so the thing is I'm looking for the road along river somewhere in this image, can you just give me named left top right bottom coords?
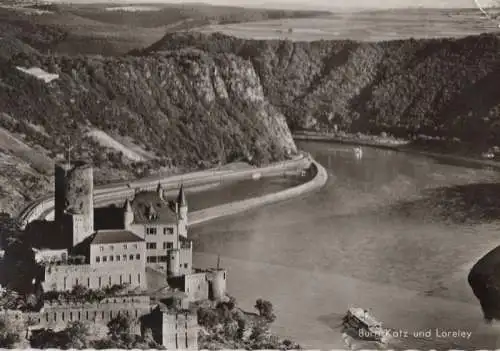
left=191, top=140, right=500, bottom=349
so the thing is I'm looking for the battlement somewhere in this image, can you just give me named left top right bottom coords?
left=42, top=295, right=150, bottom=308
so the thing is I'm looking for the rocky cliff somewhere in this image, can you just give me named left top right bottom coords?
left=141, top=32, right=500, bottom=149
left=0, top=40, right=298, bottom=214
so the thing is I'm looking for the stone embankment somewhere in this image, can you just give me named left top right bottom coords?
left=188, top=159, right=328, bottom=226
left=19, top=152, right=325, bottom=227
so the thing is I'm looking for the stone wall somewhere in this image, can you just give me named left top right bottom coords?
left=42, top=263, right=145, bottom=291
left=188, top=159, right=328, bottom=226
left=162, top=312, right=198, bottom=350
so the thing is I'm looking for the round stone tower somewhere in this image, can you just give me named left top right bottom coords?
left=210, top=270, right=227, bottom=301
left=54, top=161, right=94, bottom=247
left=167, top=249, right=181, bottom=277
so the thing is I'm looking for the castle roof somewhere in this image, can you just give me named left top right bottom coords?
left=177, top=184, right=187, bottom=207
left=130, top=191, right=177, bottom=224
left=90, top=230, right=144, bottom=245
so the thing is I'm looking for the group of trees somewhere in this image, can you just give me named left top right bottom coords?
left=29, top=315, right=163, bottom=349
left=197, top=296, right=298, bottom=350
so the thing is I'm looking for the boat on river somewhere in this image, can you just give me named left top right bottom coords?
left=343, top=307, right=390, bottom=344
left=353, top=147, right=363, bottom=158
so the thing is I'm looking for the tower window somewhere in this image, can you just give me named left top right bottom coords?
left=147, top=243, right=157, bottom=250
left=164, top=227, right=174, bottom=235
left=123, top=254, right=127, bottom=261
left=103, top=256, right=107, bottom=262
left=146, top=227, right=157, bottom=235
left=184, top=263, right=188, bottom=268
left=96, top=256, right=100, bottom=263
left=116, top=255, right=120, bottom=261
left=109, top=256, right=114, bottom=262
left=136, top=254, right=140, bottom=260
left=123, top=244, right=127, bottom=249
left=129, top=254, right=134, bottom=260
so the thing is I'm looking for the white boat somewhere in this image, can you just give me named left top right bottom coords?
left=353, top=147, right=363, bottom=158
left=343, top=307, right=390, bottom=343
left=482, top=152, right=495, bottom=159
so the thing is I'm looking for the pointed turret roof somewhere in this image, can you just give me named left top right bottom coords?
left=157, top=182, right=164, bottom=201
left=123, top=198, right=132, bottom=212
left=176, top=184, right=187, bottom=207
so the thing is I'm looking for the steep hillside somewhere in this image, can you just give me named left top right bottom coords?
left=140, top=32, right=500, bottom=151
left=0, top=44, right=298, bottom=214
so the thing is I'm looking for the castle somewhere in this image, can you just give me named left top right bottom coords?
left=11, top=161, right=228, bottom=348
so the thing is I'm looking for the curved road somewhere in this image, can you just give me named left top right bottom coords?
left=18, top=153, right=311, bottom=227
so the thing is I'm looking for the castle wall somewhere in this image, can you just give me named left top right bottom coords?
left=162, top=313, right=198, bottom=350
left=30, top=296, right=151, bottom=334
left=129, top=224, right=184, bottom=265
left=42, top=263, right=146, bottom=291
left=89, top=241, right=145, bottom=271
left=184, top=273, right=209, bottom=302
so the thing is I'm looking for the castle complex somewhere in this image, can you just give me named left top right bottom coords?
left=5, top=161, right=228, bottom=349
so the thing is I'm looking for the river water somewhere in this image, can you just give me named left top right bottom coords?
left=191, top=141, right=500, bottom=349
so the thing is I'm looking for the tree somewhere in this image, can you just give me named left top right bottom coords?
left=0, top=320, right=20, bottom=348
left=60, top=321, right=90, bottom=349
left=107, top=314, right=131, bottom=341
left=254, top=299, right=276, bottom=323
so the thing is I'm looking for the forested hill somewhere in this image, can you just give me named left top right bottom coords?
left=136, top=32, right=500, bottom=148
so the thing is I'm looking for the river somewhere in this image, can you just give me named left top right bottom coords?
left=191, top=141, right=500, bottom=349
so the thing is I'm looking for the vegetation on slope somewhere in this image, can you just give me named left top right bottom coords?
left=140, top=32, right=500, bottom=154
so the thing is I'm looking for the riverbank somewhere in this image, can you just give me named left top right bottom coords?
left=293, top=131, right=500, bottom=171
left=188, top=160, right=328, bottom=226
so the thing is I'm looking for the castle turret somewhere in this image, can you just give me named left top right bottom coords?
left=176, top=185, right=188, bottom=238
left=167, top=249, right=181, bottom=277
left=157, top=182, right=164, bottom=201
left=209, top=270, right=227, bottom=301
left=54, top=161, right=94, bottom=248
left=123, top=198, right=134, bottom=229
left=176, top=185, right=187, bottom=220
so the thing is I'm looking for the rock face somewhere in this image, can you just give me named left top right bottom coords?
left=468, top=246, right=500, bottom=321
left=143, top=32, right=500, bottom=147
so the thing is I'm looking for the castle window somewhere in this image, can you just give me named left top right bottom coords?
left=102, top=311, right=104, bottom=319
left=147, top=256, right=157, bottom=263
left=146, top=242, right=157, bottom=250
left=87, top=278, right=90, bottom=287
left=54, top=313, right=56, bottom=322
left=45, top=313, right=48, bottom=322
left=110, top=256, right=114, bottom=262
left=164, top=227, right=174, bottom=235
left=98, top=277, right=102, bottom=288
left=109, top=276, right=112, bottom=285
left=62, top=312, right=65, bottom=321
left=96, top=256, right=100, bottom=263
left=129, top=254, right=134, bottom=260
left=167, top=242, right=173, bottom=249
left=136, top=254, right=140, bottom=260
left=69, top=312, right=73, bottom=321
left=78, top=311, right=81, bottom=320
left=123, top=244, right=127, bottom=249
left=159, top=256, right=167, bottom=262
left=120, top=275, right=122, bottom=284
left=184, top=263, right=188, bottom=269
left=116, top=255, right=120, bottom=261
left=86, top=311, right=89, bottom=320
left=138, top=274, right=140, bottom=284
left=103, top=256, right=107, bottom=262
left=100, top=246, right=104, bottom=252
left=75, top=278, right=79, bottom=286
left=223, top=272, right=226, bottom=279
left=123, top=254, right=127, bottom=261
left=146, top=227, right=157, bottom=235
left=129, top=274, right=132, bottom=284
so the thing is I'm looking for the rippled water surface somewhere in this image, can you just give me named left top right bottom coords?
left=191, top=141, right=500, bottom=349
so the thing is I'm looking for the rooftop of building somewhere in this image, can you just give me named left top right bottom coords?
left=129, top=190, right=179, bottom=225
left=90, top=229, right=144, bottom=245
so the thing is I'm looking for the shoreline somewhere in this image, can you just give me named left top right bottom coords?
left=293, top=132, right=500, bottom=171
